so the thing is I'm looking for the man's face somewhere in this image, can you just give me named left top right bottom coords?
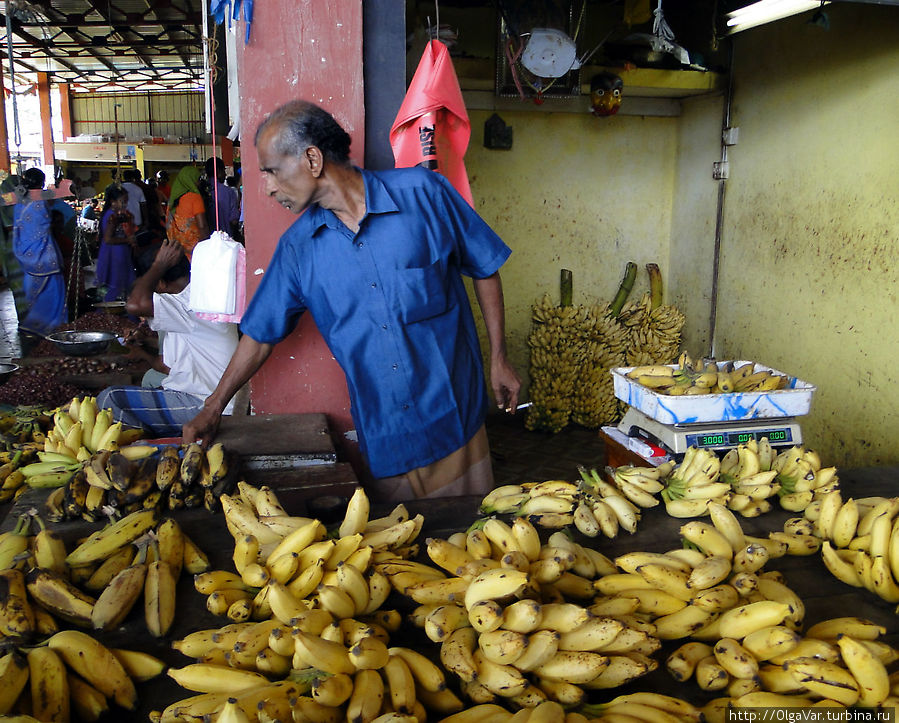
left=257, top=125, right=317, bottom=215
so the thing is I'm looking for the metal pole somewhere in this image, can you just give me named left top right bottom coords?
left=707, top=41, right=735, bottom=360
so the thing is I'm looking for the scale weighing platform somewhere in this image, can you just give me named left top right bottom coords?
left=616, top=406, right=803, bottom=458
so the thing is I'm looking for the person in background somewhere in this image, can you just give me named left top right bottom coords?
left=81, top=198, right=99, bottom=221
left=97, top=237, right=239, bottom=436
left=166, top=166, right=209, bottom=261
left=203, top=157, right=240, bottom=237
left=183, top=100, right=521, bottom=501
left=154, top=170, right=171, bottom=228
left=11, top=168, right=67, bottom=339
left=121, top=169, right=147, bottom=231
left=96, top=185, right=137, bottom=301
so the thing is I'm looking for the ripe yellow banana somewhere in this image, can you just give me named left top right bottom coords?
left=167, top=663, right=269, bottom=694
left=91, top=552, right=147, bottom=631
left=836, top=634, right=889, bottom=707
left=462, top=567, right=527, bottom=611
left=717, top=601, right=791, bottom=640
left=741, top=624, right=800, bottom=661
left=0, top=651, right=30, bottom=715
left=65, top=508, right=158, bottom=567
left=145, top=559, right=176, bottom=637
left=48, top=629, right=137, bottom=710
left=666, top=641, right=713, bottom=681
left=28, top=646, right=69, bottom=723
left=652, top=604, right=714, bottom=640
left=439, top=626, right=479, bottom=683
left=804, top=616, right=886, bottom=641
left=293, top=630, right=354, bottom=675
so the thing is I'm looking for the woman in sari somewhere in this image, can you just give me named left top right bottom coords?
left=11, top=169, right=66, bottom=337
left=96, top=185, right=137, bottom=301
left=166, top=166, right=209, bottom=261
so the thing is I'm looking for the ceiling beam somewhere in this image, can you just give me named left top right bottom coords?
left=0, top=11, right=88, bottom=78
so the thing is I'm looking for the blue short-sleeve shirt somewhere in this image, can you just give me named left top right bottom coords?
left=240, top=167, right=511, bottom=478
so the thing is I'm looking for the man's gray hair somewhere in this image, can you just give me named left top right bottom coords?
left=255, top=100, right=352, bottom=165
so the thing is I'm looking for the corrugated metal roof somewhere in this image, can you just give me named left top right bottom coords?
left=0, top=0, right=206, bottom=92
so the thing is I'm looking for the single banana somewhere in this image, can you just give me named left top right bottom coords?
left=717, top=601, right=791, bottom=640
left=145, top=559, right=176, bottom=637
left=28, top=646, right=69, bottom=723
left=836, top=634, right=889, bottom=707
left=805, top=616, right=886, bottom=641
left=48, top=630, right=137, bottom=710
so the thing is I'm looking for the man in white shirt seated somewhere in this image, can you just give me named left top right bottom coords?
left=96, top=237, right=239, bottom=437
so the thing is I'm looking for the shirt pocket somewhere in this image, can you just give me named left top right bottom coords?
left=394, top=259, right=450, bottom=324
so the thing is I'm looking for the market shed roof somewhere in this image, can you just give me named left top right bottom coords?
left=0, top=0, right=206, bottom=91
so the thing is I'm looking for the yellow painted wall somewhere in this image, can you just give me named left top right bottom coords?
left=710, top=6, right=899, bottom=466
left=464, top=109, right=680, bottom=396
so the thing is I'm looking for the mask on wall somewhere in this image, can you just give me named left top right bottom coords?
left=590, top=72, right=624, bottom=117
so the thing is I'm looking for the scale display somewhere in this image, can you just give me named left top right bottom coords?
left=687, top=427, right=794, bottom=450
left=617, top=407, right=803, bottom=457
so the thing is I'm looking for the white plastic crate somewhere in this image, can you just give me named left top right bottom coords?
left=611, top=361, right=816, bottom=425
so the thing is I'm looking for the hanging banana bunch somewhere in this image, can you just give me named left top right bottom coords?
left=620, top=263, right=686, bottom=367
left=526, top=265, right=633, bottom=433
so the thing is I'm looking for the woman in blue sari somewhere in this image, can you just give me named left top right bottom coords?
left=11, top=169, right=66, bottom=338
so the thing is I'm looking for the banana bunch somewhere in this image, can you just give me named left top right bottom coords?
left=810, top=492, right=899, bottom=603
left=45, top=395, right=144, bottom=462
left=773, top=445, right=839, bottom=512
left=0, top=449, right=37, bottom=503
left=384, top=524, right=662, bottom=707
left=715, top=361, right=789, bottom=394
left=0, top=405, right=53, bottom=450
left=625, top=355, right=789, bottom=396
left=661, top=446, right=731, bottom=518
left=477, top=475, right=647, bottom=540
left=44, top=439, right=238, bottom=523
left=165, top=618, right=461, bottom=723
left=619, top=264, right=685, bottom=368
left=717, top=439, right=780, bottom=517
left=526, top=293, right=628, bottom=434
left=437, top=694, right=700, bottom=723
left=0, top=631, right=166, bottom=720
left=201, top=485, right=422, bottom=625
left=671, top=616, right=897, bottom=709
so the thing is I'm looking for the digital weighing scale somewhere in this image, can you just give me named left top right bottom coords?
left=617, top=406, right=803, bottom=458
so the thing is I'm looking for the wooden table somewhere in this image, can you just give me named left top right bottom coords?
left=12, top=466, right=899, bottom=718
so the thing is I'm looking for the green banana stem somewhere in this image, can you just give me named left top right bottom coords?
left=466, top=517, right=489, bottom=534
left=609, top=261, right=637, bottom=317
left=560, top=269, right=573, bottom=308
left=647, top=263, right=664, bottom=310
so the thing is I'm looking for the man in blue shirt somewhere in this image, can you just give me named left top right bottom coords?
left=183, top=100, right=521, bottom=500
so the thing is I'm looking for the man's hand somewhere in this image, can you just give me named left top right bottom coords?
left=153, top=237, right=184, bottom=271
left=491, top=355, right=522, bottom=414
left=182, top=406, right=222, bottom=449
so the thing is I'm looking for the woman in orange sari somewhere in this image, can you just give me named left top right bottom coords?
left=166, top=166, right=208, bottom=261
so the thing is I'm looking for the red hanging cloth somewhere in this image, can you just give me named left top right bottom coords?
left=390, top=39, right=473, bottom=206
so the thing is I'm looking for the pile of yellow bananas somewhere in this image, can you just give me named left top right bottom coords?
left=656, top=442, right=837, bottom=519
left=0, top=630, right=165, bottom=720
left=477, top=475, right=652, bottom=540
left=810, top=490, right=899, bottom=604
left=626, top=354, right=789, bottom=397
left=0, top=507, right=206, bottom=718
left=46, top=396, right=145, bottom=463
left=40, top=439, right=236, bottom=523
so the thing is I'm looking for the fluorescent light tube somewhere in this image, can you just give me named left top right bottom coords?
left=726, top=0, right=829, bottom=33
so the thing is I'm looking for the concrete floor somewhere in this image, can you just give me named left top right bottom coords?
left=485, top=411, right=608, bottom=487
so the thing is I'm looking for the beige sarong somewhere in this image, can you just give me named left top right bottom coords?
left=371, top=424, right=493, bottom=502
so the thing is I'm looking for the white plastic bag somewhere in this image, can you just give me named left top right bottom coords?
left=189, top=231, right=245, bottom=320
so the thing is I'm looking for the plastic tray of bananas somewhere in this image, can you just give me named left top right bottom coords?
left=611, top=360, right=816, bottom=425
